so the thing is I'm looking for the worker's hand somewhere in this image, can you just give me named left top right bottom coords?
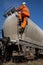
left=16, top=9, right=19, bottom=12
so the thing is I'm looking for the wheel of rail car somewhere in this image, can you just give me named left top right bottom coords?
left=4, top=45, right=12, bottom=62
left=25, top=48, right=35, bottom=60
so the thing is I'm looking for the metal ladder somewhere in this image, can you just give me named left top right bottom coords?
left=17, top=21, right=23, bottom=52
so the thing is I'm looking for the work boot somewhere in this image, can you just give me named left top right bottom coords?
left=19, top=27, right=25, bottom=34
left=21, top=28, right=25, bottom=33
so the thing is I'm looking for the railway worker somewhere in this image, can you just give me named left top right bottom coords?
left=16, top=2, right=30, bottom=34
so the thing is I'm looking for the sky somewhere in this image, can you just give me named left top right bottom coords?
left=0, top=0, right=43, bottom=37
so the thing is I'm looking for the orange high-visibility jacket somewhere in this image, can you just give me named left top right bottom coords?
left=16, top=5, right=30, bottom=17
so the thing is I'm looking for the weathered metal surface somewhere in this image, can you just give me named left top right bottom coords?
left=3, top=12, right=43, bottom=47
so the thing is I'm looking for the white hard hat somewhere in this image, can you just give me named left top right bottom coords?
left=22, top=2, right=26, bottom=5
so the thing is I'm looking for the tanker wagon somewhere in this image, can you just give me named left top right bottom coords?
left=0, top=7, right=43, bottom=62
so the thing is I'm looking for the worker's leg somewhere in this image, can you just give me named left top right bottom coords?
left=20, top=17, right=28, bottom=33
left=21, top=17, right=28, bottom=29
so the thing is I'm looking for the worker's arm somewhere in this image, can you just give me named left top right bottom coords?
left=16, top=5, right=23, bottom=11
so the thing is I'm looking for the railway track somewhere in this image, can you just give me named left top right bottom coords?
left=3, top=59, right=43, bottom=65
left=3, top=54, right=43, bottom=65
